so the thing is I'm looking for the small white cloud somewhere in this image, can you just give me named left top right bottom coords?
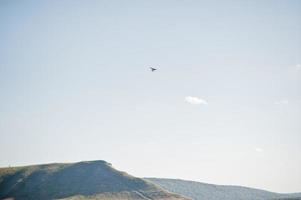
left=296, top=64, right=301, bottom=70
left=274, top=99, right=289, bottom=105
left=255, top=147, right=263, bottom=152
left=185, top=96, right=208, bottom=105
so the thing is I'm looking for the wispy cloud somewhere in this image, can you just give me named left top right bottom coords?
left=185, top=96, right=208, bottom=105
left=254, top=147, right=263, bottom=152
left=296, top=64, right=301, bottom=70
left=274, top=99, right=289, bottom=105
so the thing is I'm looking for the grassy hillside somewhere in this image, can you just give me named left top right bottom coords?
left=0, top=161, right=189, bottom=200
left=146, top=178, right=301, bottom=200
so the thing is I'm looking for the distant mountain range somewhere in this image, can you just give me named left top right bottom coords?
left=146, top=178, right=301, bottom=200
left=0, top=160, right=188, bottom=200
left=0, top=160, right=300, bottom=200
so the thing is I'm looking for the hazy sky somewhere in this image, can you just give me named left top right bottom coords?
left=1, top=0, right=301, bottom=193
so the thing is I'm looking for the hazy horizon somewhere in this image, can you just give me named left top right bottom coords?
left=1, top=0, right=300, bottom=193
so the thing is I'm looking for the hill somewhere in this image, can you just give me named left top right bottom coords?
left=146, top=178, right=301, bottom=200
left=0, top=161, right=189, bottom=200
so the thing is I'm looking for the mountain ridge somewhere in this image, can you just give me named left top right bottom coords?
left=0, top=160, right=189, bottom=200
left=146, top=178, right=301, bottom=200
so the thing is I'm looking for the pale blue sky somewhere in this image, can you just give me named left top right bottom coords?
left=1, top=0, right=301, bottom=193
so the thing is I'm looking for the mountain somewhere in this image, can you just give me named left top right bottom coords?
left=146, top=178, right=301, bottom=200
left=0, top=161, right=189, bottom=200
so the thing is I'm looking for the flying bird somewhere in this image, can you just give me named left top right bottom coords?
left=150, top=67, right=157, bottom=72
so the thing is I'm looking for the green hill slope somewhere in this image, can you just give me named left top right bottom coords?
left=146, top=178, right=301, bottom=200
left=0, top=161, right=189, bottom=200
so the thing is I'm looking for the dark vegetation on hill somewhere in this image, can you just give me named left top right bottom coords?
left=146, top=178, right=301, bottom=200
left=0, top=161, right=188, bottom=200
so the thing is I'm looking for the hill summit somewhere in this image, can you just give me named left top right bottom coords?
left=0, top=160, right=189, bottom=200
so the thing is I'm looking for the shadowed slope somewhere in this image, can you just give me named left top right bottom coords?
left=0, top=161, right=188, bottom=200
left=146, top=178, right=301, bottom=200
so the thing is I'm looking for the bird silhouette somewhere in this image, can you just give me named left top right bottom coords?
left=150, top=67, right=157, bottom=72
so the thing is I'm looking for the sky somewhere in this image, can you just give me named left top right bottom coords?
left=0, top=0, right=301, bottom=193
